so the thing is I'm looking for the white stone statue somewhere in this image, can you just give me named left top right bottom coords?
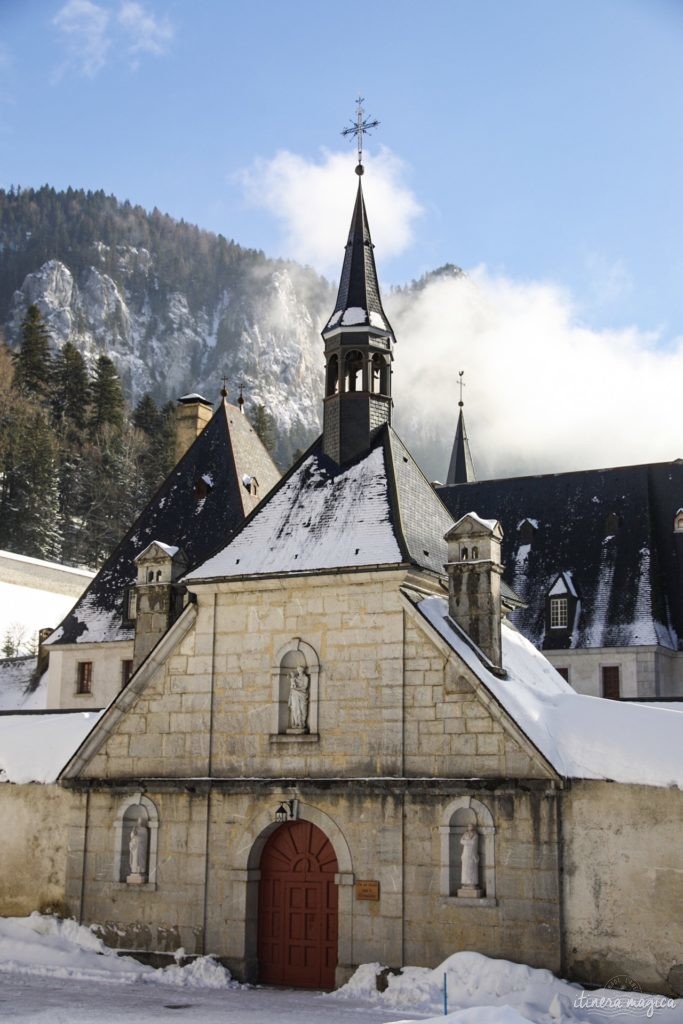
left=288, top=666, right=310, bottom=731
left=460, top=823, right=480, bottom=887
left=128, top=819, right=149, bottom=879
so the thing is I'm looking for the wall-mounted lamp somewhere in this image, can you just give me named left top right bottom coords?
left=275, top=799, right=296, bottom=824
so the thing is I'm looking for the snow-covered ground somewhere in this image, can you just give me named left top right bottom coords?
left=0, top=915, right=681, bottom=1024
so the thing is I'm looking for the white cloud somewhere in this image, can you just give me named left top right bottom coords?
left=52, top=0, right=172, bottom=77
left=389, top=268, right=683, bottom=481
left=52, top=0, right=110, bottom=77
left=240, top=148, right=422, bottom=275
left=118, top=1, right=173, bottom=57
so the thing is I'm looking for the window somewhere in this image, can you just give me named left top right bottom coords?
left=471, top=546, right=479, bottom=559
left=76, top=661, right=92, bottom=695
left=550, top=597, right=568, bottom=629
left=326, top=354, right=339, bottom=396
left=370, top=353, right=389, bottom=394
left=555, top=667, right=570, bottom=682
left=674, top=511, right=683, bottom=533
left=602, top=665, right=620, bottom=700
left=344, top=350, right=363, bottom=392
left=461, top=547, right=469, bottom=561
left=121, top=660, right=134, bottom=687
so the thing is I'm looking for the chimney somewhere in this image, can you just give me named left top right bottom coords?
left=175, top=394, right=213, bottom=463
left=132, top=542, right=189, bottom=669
left=445, top=513, right=504, bottom=672
left=36, top=627, right=53, bottom=678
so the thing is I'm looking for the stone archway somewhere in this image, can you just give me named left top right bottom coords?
left=258, top=820, right=339, bottom=989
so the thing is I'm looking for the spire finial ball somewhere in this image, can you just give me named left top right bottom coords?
left=355, top=163, right=364, bottom=176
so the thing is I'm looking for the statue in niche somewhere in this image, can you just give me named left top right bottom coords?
left=458, top=822, right=482, bottom=897
left=287, top=666, right=310, bottom=732
left=127, top=813, right=149, bottom=883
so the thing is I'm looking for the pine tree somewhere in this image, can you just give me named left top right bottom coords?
left=52, top=342, right=89, bottom=429
left=132, top=393, right=160, bottom=435
left=13, top=305, right=52, bottom=402
left=89, top=355, right=124, bottom=433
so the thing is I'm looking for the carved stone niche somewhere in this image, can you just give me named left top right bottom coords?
left=270, top=639, right=320, bottom=740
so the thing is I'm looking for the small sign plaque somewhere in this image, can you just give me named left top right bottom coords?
left=355, top=880, right=380, bottom=901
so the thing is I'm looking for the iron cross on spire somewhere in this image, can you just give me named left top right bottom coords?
left=341, top=96, right=380, bottom=168
left=457, top=370, right=466, bottom=408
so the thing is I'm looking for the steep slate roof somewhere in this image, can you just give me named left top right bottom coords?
left=187, top=425, right=453, bottom=582
left=415, top=595, right=683, bottom=788
left=47, top=400, right=280, bottom=646
left=437, top=461, right=683, bottom=651
left=323, top=178, right=394, bottom=336
left=446, top=407, right=476, bottom=485
left=0, top=656, right=38, bottom=711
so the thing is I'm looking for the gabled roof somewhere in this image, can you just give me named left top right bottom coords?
left=47, top=400, right=280, bottom=646
left=437, top=460, right=683, bottom=651
left=416, top=595, right=683, bottom=789
left=323, top=178, right=394, bottom=336
left=186, top=425, right=454, bottom=583
left=446, top=407, right=476, bottom=485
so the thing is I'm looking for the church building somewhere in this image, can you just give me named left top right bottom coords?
left=46, top=159, right=683, bottom=997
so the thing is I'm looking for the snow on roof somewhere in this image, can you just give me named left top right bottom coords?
left=548, top=572, right=577, bottom=598
left=178, top=393, right=212, bottom=404
left=0, top=657, right=45, bottom=712
left=0, top=581, right=82, bottom=654
left=418, top=595, right=683, bottom=788
left=0, top=712, right=103, bottom=783
left=455, top=512, right=499, bottom=532
left=186, top=445, right=403, bottom=581
left=134, top=541, right=180, bottom=561
left=0, top=549, right=94, bottom=579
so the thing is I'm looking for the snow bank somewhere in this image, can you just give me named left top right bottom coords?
left=419, top=596, right=683, bottom=789
left=0, top=712, right=103, bottom=783
left=0, top=914, right=238, bottom=989
left=333, top=951, right=681, bottom=1024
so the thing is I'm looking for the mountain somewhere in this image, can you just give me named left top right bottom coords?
left=0, top=187, right=334, bottom=465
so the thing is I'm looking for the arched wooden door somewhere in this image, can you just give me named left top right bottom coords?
left=258, top=820, right=338, bottom=989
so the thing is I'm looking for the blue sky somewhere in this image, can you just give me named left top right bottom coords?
left=1, top=0, right=682, bottom=341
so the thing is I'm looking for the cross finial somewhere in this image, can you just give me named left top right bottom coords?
left=220, top=375, right=229, bottom=398
left=341, top=96, right=380, bottom=173
left=237, top=380, right=245, bottom=414
left=458, top=370, right=466, bottom=408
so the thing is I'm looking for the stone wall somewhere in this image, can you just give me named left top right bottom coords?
left=563, top=780, right=683, bottom=994
left=0, top=783, right=82, bottom=916
left=46, top=640, right=133, bottom=710
left=72, top=782, right=562, bottom=983
left=81, top=571, right=549, bottom=783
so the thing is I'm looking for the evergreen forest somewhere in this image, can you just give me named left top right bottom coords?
left=0, top=304, right=176, bottom=568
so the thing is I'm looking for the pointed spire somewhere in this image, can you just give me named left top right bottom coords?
left=323, top=174, right=394, bottom=336
left=446, top=373, right=476, bottom=485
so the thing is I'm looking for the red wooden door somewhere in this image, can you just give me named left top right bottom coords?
left=258, top=820, right=338, bottom=989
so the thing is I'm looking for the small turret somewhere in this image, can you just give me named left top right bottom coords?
left=446, top=371, right=476, bottom=485
left=132, top=541, right=189, bottom=668
left=445, top=513, right=504, bottom=672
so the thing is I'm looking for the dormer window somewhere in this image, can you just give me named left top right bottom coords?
left=517, top=518, right=538, bottom=546
left=674, top=509, right=683, bottom=533
left=549, top=596, right=568, bottom=629
left=545, top=572, right=580, bottom=643
left=604, top=512, right=621, bottom=536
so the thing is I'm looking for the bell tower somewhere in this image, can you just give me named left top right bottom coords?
left=322, top=102, right=395, bottom=465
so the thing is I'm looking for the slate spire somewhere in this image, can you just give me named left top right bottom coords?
left=446, top=401, right=476, bottom=485
left=326, top=173, right=394, bottom=335
left=322, top=166, right=395, bottom=466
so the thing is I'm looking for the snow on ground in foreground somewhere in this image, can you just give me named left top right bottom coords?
left=2, top=916, right=682, bottom=1023
left=333, top=951, right=683, bottom=1024
left=0, top=914, right=237, bottom=989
